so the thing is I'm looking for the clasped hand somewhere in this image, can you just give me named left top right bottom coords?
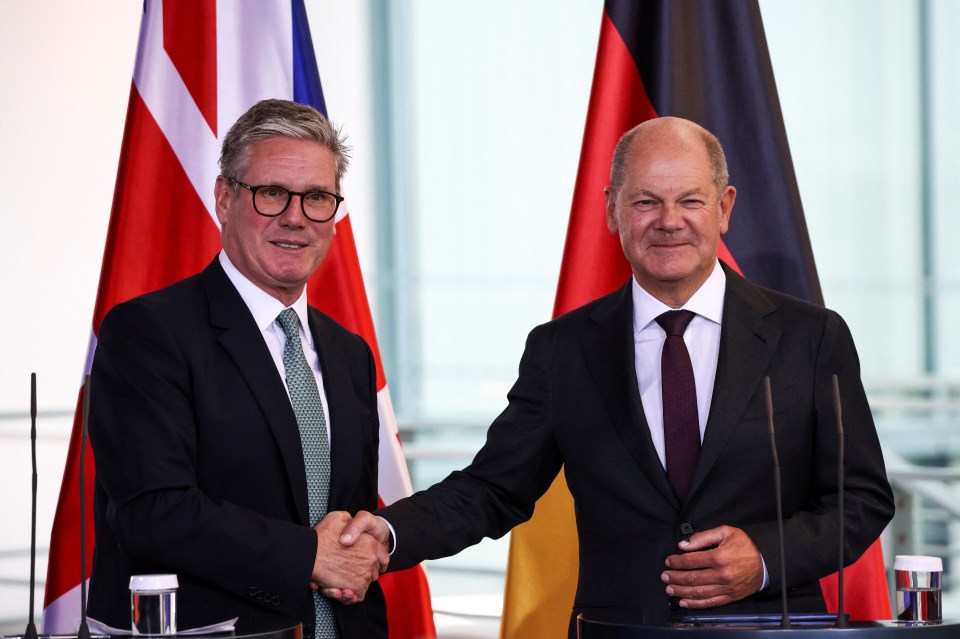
left=660, top=525, right=764, bottom=609
left=310, top=511, right=390, bottom=605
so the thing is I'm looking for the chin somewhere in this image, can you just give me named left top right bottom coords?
left=266, top=268, right=312, bottom=287
left=641, top=262, right=698, bottom=282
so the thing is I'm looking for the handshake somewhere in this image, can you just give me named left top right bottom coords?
left=310, top=510, right=390, bottom=605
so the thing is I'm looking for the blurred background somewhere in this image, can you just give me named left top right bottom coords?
left=2, top=1, right=960, bottom=636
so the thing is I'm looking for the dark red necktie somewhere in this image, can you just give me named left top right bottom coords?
left=656, top=310, right=700, bottom=501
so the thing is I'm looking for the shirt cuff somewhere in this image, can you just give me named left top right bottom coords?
left=377, top=516, right=397, bottom=556
left=760, top=555, right=770, bottom=591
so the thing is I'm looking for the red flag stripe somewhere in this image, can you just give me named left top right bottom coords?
left=553, top=10, right=650, bottom=317
left=162, top=0, right=218, bottom=136
left=820, top=541, right=892, bottom=620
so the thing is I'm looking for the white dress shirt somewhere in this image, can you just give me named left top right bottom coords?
left=633, top=260, right=769, bottom=588
left=219, top=251, right=332, bottom=446
left=632, top=260, right=726, bottom=468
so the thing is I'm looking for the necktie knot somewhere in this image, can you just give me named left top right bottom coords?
left=656, top=310, right=696, bottom=337
left=276, top=308, right=300, bottom=339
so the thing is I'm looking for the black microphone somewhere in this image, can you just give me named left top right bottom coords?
left=764, top=376, right=790, bottom=629
left=77, top=376, right=91, bottom=639
left=24, top=373, right=39, bottom=639
left=833, top=374, right=847, bottom=628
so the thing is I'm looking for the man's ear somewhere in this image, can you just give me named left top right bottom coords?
left=718, top=185, right=736, bottom=234
left=214, top=175, right=232, bottom=226
left=605, top=187, right=619, bottom=234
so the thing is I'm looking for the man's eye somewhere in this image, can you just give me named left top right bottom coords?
left=262, top=187, right=285, bottom=198
left=681, top=199, right=705, bottom=208
left=633, top=200, right=657, bottom=211
left=304, top=191, right=324, bottom=202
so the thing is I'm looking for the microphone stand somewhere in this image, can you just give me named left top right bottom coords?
left=833, top=374, right=847, bottom=628
left=77, top=376, right=92, bottom=639
left=24, top=373, right=38, bottom=639
left=764, top=377, right=790, bottom=629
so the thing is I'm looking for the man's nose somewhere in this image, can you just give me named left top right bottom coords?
left=656, top=202, right=684, bottom=228
left=278, top=195, right=307, bottom=226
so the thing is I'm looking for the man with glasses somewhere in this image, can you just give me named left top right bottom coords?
left=87, top=99, right=388, bottom=639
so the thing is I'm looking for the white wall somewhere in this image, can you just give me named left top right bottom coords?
left=0, top=2, right=141, bottom=412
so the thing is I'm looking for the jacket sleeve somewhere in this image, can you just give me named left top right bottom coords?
left=742, top=310, right=894, bottom=593
left=378, top=323, right=564, bottom=571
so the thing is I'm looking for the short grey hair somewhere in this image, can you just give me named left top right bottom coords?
left=219, top=99, right=350, bottom=190
left=609, top=118, right=729, bottom=194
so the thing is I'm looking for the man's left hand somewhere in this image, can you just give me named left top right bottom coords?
left=661, top=525, right=763, bottom=608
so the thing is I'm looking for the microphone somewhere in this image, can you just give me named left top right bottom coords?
left=833, top=374, right=847, bottom=628
left=24, top=374, right=38, bottom=639
left=764, top=376, right=790, bottom=629
left=77, top=375, right=92, bottom=639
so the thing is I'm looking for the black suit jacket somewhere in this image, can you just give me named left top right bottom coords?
left=87, top=258, right=386, bottom=639
left=379, top=263, right=893, bottom=631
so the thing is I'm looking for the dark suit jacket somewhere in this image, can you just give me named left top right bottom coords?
left=379, top=263, right=893, bottom=632
left=87, top=258, right=386, bottom=639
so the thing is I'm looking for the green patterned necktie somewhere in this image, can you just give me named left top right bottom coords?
left=275, top=309, right=338, bottom=639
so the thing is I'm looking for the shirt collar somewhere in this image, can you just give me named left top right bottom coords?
left=632, top=260, right=726, bottom=335
left=218, top=251, right=313, bottom=346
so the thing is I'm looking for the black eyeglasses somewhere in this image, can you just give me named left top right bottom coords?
left=229, top=178, right=344, bottom=223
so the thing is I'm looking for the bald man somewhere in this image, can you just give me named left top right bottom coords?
left=344, top=117, right=894, bottom=634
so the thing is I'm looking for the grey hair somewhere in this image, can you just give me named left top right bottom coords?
left=219, top=99, right=350, bottom=190
left=609, top=118, right=729, bottom=194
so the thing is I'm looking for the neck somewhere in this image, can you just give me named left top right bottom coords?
left=271, top=286, right=305, bottom=308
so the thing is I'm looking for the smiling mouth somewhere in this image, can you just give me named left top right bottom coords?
left=272, top=241, right=305, bottom=250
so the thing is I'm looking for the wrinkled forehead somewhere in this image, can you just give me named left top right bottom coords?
left=622, top=141, right=714, bottom=188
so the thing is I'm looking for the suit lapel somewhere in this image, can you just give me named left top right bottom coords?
left=581, top=283, right=680, bottom=508
left=687, top=267, right=781, bottom=500
left=200, top=260, right=311, bottom=526
left=307, top=310, right=362, bottom=509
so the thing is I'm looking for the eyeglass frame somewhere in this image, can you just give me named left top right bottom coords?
left=227, top=177, right=344, bottom=223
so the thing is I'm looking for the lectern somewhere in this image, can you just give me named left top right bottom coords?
left=1, top=624, right=302, bottom=639
left=578, top=616, right=960, bottom=638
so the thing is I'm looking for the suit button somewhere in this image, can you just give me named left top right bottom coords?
left=680, top=522, right=694, bottom=536
left=272, top=595, right=281, bottom=606
left=248, top=586, right=259, bottom=597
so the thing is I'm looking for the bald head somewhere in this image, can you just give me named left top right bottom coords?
left=609, top=117, right=729, bottom=195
